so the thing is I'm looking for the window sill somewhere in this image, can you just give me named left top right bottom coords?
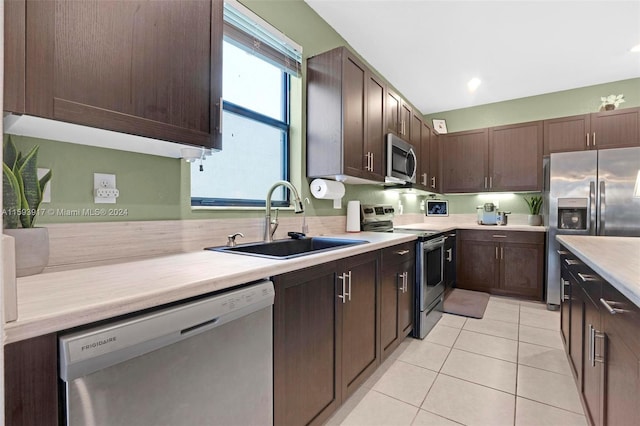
left=191, top=205, right=296, bottom=212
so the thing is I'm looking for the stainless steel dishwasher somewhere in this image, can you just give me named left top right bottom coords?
left=59, top=280, right=274, bottom=426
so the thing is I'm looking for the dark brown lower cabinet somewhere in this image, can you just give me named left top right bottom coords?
left=562, top=244, right=640, bottom=426
left=4, top=333, right=58, bottom=426
left=380, top=242, right=415, bottom=360
left=273, top=251, right=380, bottom=426
left=457, top=230, right=544, bottom=300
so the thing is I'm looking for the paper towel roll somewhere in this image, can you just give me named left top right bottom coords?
left=310, top=179, right=345, bottom=209
left=346, top=200, right=361, bottom=232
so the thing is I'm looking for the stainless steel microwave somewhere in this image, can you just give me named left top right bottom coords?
left=386, top=133, right=417, bottom=184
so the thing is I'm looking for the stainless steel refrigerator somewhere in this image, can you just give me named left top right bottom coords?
left=546, top=146, right=640, bottom=308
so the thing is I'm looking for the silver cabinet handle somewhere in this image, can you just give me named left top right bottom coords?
left=422, top=173, right=427, bottom=186
left=402, top=272, right=408, bottom=293
left=394, top=250, right=410, bottom=256
left=557, top=250, right=568, bottom=255
left=371, top=153, right=374, bottom=172
left=495, top=246, right=499, bottom=259
left=338, top=273, right=347, bottom=303
left=593, top=132, right=596, bottom=147
left=598, top=180, right=605, bottom=236
left=489, top=176, right=493, bottom=188
left=578, top=273, right=598, bottom=282
left=446, top=248, right=452, bottom=262
left=561, top=278, right=570, bottom=301
left=589, top=181, right=596, bottom=236
left=338, top=272, right=352, bottom=303
left=589, top=324, right=605, bottom=366
left=586, top=132, right=589, bottom=147
left=564, top=258, right=580, bottom=265
left=484, top=177, right=488, bottom=189
left=500, top=247, right=504, bottom=260
left=218, top=97, right=224, bottom=134
left=599, top=298, right=626, bottom=315
left=492, top=235, right=507, bottom=238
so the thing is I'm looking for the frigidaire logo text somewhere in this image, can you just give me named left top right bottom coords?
left=81, top=336, right=117, bottom=351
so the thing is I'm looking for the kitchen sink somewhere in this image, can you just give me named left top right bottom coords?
left=207, top=237, right=368, bottom=259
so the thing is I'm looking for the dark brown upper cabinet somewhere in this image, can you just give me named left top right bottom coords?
left=5, top=0, right=223, bottom=149
left=544, top=107, right=640, bottom=155
left=441, top=128, right=489, bottom=193
left=442, top=122, right=543, bottom=193
left=386, top=89, right=413, bottom=139
left=416, top=121, right=441, bottom=193
left=307, top=47, right=386, bottom=182
left=488, top=121, right=544, bottom=192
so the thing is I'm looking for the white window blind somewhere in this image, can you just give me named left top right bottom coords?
left=223, top=0, right=303, bottom=76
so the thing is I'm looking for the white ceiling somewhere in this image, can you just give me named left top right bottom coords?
left=304, top=0, right=640, bottom=114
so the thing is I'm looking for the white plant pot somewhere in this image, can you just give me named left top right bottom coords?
left=527, top=214, right=543, bottom=226
left=3, top=227, right=50, bottom=277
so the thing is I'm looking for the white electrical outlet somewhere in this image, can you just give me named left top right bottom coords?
left=94, top=173, right=119, bottom=204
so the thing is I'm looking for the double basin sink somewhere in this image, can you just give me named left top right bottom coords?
left=208, top=237, right=368, bottom=259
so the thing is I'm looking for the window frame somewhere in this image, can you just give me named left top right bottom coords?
left=191, top=72, right=291, bottom=208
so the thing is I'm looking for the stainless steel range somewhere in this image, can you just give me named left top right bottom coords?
left=361, top=204, right=444, bottom=339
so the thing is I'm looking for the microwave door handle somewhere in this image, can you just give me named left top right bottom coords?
left=598, top=181, right=605, bottom=236
left=589, top=181, right=596, bottom=236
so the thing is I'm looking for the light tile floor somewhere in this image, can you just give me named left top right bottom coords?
left=325, top=296, right=588, bottom=426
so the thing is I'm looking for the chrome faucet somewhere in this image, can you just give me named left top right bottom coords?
left=264, top=181, right=305, bottom=242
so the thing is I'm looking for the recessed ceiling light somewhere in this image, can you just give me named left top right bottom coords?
left=631, top=44, right=640, bottom=52
left=467, top=77, right=482, bottom=93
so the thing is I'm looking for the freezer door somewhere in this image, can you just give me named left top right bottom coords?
left=597, top=147, right=640, bottom=236
left=546, top=151, right=597, bottom=306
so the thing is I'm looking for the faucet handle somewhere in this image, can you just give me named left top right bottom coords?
left=227, top=232, right=244, bottom=247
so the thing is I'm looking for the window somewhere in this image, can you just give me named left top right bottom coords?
left=191, top=0, right=302, bottom=208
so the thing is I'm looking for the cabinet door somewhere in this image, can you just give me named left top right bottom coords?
left=500, top=242, right=544, bottom=300
left=4, top=0, right=25, bottom=113
left=339, top=252, right=379, bottom=399
left=410, top=110, right=422, bottom=146
left=429, top=127, right=441, bottom=193
left=380, top=262, right=401, bottom=358
left=26, top=0, right=222, bottom=148
left=342, top=54, right=367, bottom=178
left=603, top=328, right=640, bottom=426
left=5, top=333, right=58, bottom=426
left=543, top=114, right=590, bottom=155
left=398, top=257, right=415, bottom=339
left=456, top=240, right=497, bottom=292
left=365, top=72, right=386, bottom=180
left=582, top=293, right=604, bottom=426
left=560, top=263, right=572, bottom=351
left=386, top=90, right=401, bottom=135
left=442, top=129, right=489, bottom=193
left=273, top=263, right=339, bottom=426
left=443, top=232, right=457, bottom=291
left=569, top=276, right=585, bottom=385
left=591, top=107, right=640, bottom=149
left=416, top=122, right=430, bottom=188
left=489, top=121, right=543, bottom=192
left=400, top=101, right=412, bottom=138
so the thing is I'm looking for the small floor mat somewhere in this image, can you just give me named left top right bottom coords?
left=443, top=288, right=490, bottom=319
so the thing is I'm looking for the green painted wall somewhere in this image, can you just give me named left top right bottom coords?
left=4, top=1, right=638, bottom=224
left=425, top=78, right=640, bottom=133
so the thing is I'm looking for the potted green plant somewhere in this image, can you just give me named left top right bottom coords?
left=599, top=94, right=625, bottom=111
left=3, top=136, right=52, bottom=276
left=523, top=195, right=543, bottom=226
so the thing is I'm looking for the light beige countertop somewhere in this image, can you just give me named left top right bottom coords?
left=556, top=235, right=640, bottom=307
left=4, top=232, right=415, bottom=344
left=394, top=214, right=547, bottom=232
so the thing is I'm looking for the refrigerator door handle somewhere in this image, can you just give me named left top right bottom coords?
left=589, top=181, right=597, bottom=236
left=599, top=181, right=605, bottom=236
